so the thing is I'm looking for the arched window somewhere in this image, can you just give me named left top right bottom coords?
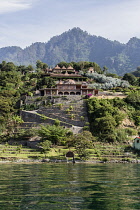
left=70, top=92, right=75, bottom=95
left=58, top=92, right=63, bottom=95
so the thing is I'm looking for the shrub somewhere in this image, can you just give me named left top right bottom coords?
left=69, top=105, right=73, bottom=111
left=69, top=114, right=75, bottom=119
left=125, top=128, right=138, bottom=136
left=122, top=158, right=131, bottom=162
left=35, top=97, right=42, bottom=101
left=58, top=103, right=63, bottom=110
left=125, top=90, right=140, bottom=109
left=77, top=149, right=91, bottom=160
left=38, top=124, right=70, bottom=145
left=54, top=119, right=60, bottom=126
left=66, top=108, right=70, bottom=114
left=85, top=122, right=90, bottom=125
left=83, top=126, right=90, bottom=131
left=27, top=92, right=33, bottom=97
left=39, top=140, right=51, bottom=157
left=115, top=129, right=128, bottom=143
left=66, top=131, right=94, bottom=158
left=132, top=110, right=140, bottom=126
left=85, top=72, right=130, bottom=89
left=16, top=144, right=22, bottom=154
left=22, top=103, right=39, bottom=111
left=101, top=157, right=108, bottom=162
left=80, top=116, right=85, bottom=121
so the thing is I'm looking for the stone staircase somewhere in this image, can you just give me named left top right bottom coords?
left=20, top=96, right=89, bottom=133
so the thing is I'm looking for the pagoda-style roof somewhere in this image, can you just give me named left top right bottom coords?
left=52, top=65, right=75, bottom=73
left=62, top=66, right=66, bottom=69
left=67, top=66, right=74, bottom=70
left=53, top=65, right=61, bottom=70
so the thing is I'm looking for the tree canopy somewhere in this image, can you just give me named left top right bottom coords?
left=38, top=125, right=71, bottom=145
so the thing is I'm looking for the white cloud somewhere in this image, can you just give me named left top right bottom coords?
left=0, top=0, right=140, bottom=48
left=0, top=0, right=34, bottom=14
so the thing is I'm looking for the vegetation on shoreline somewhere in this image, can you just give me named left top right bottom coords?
left=0, top=141, right=140, bottom=163
left=0, top=60, right=140, bottom=161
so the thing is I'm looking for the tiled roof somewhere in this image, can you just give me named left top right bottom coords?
left=54, top=65, right=61, bottom=69
left=62, top=66, right=66, bottom=69
left=67, top=66, right=74, bottom=70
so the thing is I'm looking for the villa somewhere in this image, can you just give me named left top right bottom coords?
left=39, top=79, right=98, bottom=96
left=39, top=65, right=97, bottom=96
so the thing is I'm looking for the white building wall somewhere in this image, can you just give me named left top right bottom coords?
left=133, top=138, right=140, bottom=150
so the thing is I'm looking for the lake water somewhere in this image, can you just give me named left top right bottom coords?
left=0, top=163, right=140, bottom=210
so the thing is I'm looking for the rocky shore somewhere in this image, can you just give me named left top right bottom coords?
left=0, top=157, right=140, bottom=164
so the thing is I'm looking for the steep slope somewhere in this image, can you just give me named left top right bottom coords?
left=0, top=28, right=140, bottom=75
left=44, top=28, right=124, bottom=69
left=0, top=46, right=22, bottom=65
left=44, top=28, right=93, bottom=65
left=113, top=37, right=140, bottom=75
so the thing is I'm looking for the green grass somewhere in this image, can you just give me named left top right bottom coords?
left=0, top=144, right=41, bottom=159
left=0, top=144, right=75, bottom=160
left=0, top=141, right=139, bottom=162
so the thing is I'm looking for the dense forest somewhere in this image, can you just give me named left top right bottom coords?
left=1, top=28, right=140, bottom=75
left=0, top=60, right=140, bottom=159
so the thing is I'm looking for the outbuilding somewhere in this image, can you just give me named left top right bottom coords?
left=133, top=137, right=140, bottom=150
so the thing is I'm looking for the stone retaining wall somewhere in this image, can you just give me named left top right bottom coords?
left=20, top=95, right=89, bottom=134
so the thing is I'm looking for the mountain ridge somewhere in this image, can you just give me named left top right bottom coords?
left=0, top=27, right=140, bottom=75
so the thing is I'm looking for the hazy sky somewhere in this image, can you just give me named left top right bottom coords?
left=0, top=0, right=140, bottom=48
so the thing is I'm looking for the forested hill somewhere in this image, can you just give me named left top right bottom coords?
left=1, top=27, right=140, bottom=75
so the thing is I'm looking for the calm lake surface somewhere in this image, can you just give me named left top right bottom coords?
left=0, top=163, right=140, bottom=210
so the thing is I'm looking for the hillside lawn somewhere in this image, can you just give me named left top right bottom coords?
left=0, top=141, right=139, bottom=163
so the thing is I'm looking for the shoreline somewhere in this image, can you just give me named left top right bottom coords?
left=0, top=158, right=140, bottom=164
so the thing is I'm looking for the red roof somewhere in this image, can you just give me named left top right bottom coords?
left=134, top=137, right=140, bottom=140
